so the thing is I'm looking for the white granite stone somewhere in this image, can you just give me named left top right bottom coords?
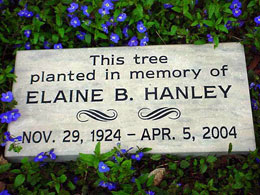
left=5, top=43, right=256, bottom=161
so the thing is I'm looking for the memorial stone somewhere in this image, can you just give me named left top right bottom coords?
left=5, top=43, right=256, bottom=161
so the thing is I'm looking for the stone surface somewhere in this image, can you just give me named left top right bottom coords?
left=5, top=43, right=256, bottom=161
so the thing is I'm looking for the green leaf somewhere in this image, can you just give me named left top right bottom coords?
left=95, top=31, right=108, bottom=40
left=121, top=160, right=132, bottom=170
left=180, top=160, right=190, bottom=169
left=0, top=33, right=9, bottom=43
left=85, top=33, right=92, bottom=44
left=208, top=4, right=215, bottom=19
left=172, top=7, right=181, bottom=13
left=245, top=33, right=254, bottom=38
left=14, top=174, right=25, bottom=188
left=61, top=0, right=72, bottom=4
left=10, top=169, right=21, bottom=174
left=133, top=4, right=143, bottom=20
left=100, top=149, right=116, bottom=161
left=113, top=9, right=121, bottom=20
left=147, top=175, right=154, bottom=187
left=150, top=154, right=161, bottom=161
left=194, top=39, right=206, bottom=45
left=203, top=20, right=214, bottom=27
left=56, top=15, right=62, bottom=27
left=218, top=25, right=228, bottom=33
left=67, top=181, right=76, bottom=190
left=200, top=164, right=208, bottom=174
left=207, top=155, right=217, bottom=163
left=232, top=182, right=243, bottom=189
left=135, top=179, right=142, bottom=191
left=0, top=163, right=11, bottom=174
left=213, top=35, right=219, bottom=48
left=94, top=142, right=101, bottom=157
left=169, top=162, right=177, bottom=170
left=169, top=25, right=177, bottom=36
left=141, top=148, right=152, bottom=153
left=52, top=34, right=59, bottom=43
left=33, top=32, right=40, bottom=44
left=137, top=173, right=148, bottom=184
left=58, top=28, right=65, bottom=38
left=79, top=153, right=95, bottom=166
left=4, top=65, right=13, bottom=73
left=55, top=183, right=60, bottom=193
left=228, top=142, right=232, bottom=154
left=191, top=21, right=199, bottom=27
left=59, top=174, right=67, bottom=183
left=184, top=11, right=193, bottom=20
left=247, top=1, right=256, bottom=8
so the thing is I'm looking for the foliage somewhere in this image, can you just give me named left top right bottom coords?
left=0, top=0, right=260, bottom=194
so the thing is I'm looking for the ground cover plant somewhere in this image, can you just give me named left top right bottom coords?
left=0, top=0, right=260, bottom=194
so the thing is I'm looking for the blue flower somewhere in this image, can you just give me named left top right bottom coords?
left=67, top=13, right=75, bottom=18
left=73, top=176, right=79, bottom=184
left=140, top=34, right=149, bottom=46
left=54, top=43, right=63, bottom=49
left=35, top=14, right=41, bottom=20
left=232, top=8, right=242, bottom=17
left=34, top=152, right=48, bottom=162
left=131, top=177, right=136, bottom=183
left=107, top=182, right=116, bottom=191
left=67, top=2, right=78, bottom=13
left=99, top=181, right=108, bottom=187
left=110, top=33, right=119, bottom=43
left=0, top=190, right=10, bottom=195
left=137, top=21, right=147, bottom=33
left=98, top=8, right=109, bottom=16
left=18, top=9, right=27, bottom=17
left=24, top=30, right=31, bottom=38
left=128, top=36, right=138, bottom=46
left=177, top=183, right=182, bottom=187
left=1, top=132, right=11, bottom=146
left=207, top=34, right=213, bottom=43
left=237, top=20, right=245, bottom=27
left=11, top=136, right=22, bottom=142
left=44, top=41, right=51, bottom=49
left=255, top=16, right=260, bottom=25
left=106, top=17, right=116, bottom=26
left=76, top=31, right=86, bottom=41
left=230, top=0, right=242, bottom=10
left=25, top=42, right=31, bottom=50
left=24, top=10, right=34, bottom=18
left=123, top=26, right=129, bottom=38
left=250, top=82, right=255, bottom=89
left=164, top=4, right=173, bottom=9
left=0, top=112, right=11, bottom=124
left=102, top=0, right=114, bottom=10
left=49, top=149, right=56, bottom=160
left=256, top=157, right=260, bottom=164
left=102, top=24, right=109, bottom=34
left=252, top=99, right=258, bottom=110
left=0, top=0, right=3, bottom=4
left=7, top=109, right=21, bottom=122
left=224, top=21, right=233, bottom=30
left=131, top=152, right=144, bottom=161
left=98, top=161, right=110, bottom=172
left=70, top=17, right=81, bottom=28
left=117, top=13, right=127, bottom=22
left=1, top=91, right=13, bottom=102
left=146, top=191, right=155, bottom=195
left=81, top=5, right=89, bottom=17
